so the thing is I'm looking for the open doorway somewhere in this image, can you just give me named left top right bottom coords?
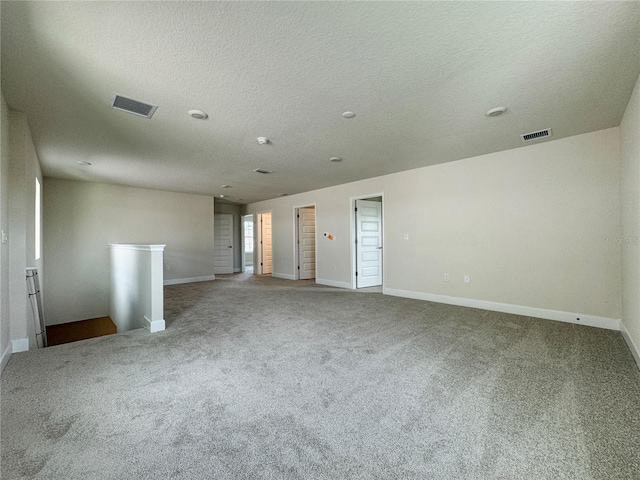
left=352, top=195, right=383, bottom=289
left=295, top=205, right=316, bottom=280
left=242, top=215, right=254, bottom=274
left=257, top=212, right=272, bottom=275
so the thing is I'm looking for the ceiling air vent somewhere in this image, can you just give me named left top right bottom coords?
left=110, top=93, right=158, bottom=119
left=253, top=168, right=272, bottom=174
left=520, top=128, right=552, bottom=142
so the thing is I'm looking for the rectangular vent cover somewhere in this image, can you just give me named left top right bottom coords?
left=253, top=168, right=272, bottom=174
left=110, top=93, right=158, bottom=119
left=520, top=128, right=552, bottom=142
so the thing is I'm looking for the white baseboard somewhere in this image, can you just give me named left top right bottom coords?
left=383, top=288, right=620, bottom=331
left=11, top=338, right=29, bottom=353
left=272, top=273, right=296, bottom=280
left=316, top=278, right=352, bottom=289
left=1, top=343, right=12, bottom=374
left=620, top=321, right=640, bottom=370
left=163, top=275, right=215, bottom=286
left=144, top=316, right=165, bottom=333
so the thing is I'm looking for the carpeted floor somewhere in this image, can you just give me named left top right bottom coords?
left=1, top=273, right=639, bottom=479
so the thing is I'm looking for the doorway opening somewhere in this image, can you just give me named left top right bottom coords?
left=242, top=215, right=254, bottom=274
left=352, top=195, right=383, bottom=289
left=295, top=205, right=316, bottom=280
left=257, top=212, right=273, bottom=275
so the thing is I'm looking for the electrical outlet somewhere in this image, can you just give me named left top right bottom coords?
left=165, top=264, right=171, bottom=271
left=464, top=275, right=470, bottom=283
left=404, top=233, right=409, bottom=240
left=444, top=273, right=449, bottom=282
left=1, top=230, right=7, bottom=244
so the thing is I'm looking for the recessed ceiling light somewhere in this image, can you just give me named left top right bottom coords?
left=277, top=193, right=289, bottom=197
left=330, top=157, right=342, bottom=163
left=257, top=137, right=269, bottom=144
left=77, top=161, right=92, bottom=166
left=219, top=194, right=226, bottom=198
left=188, top=109, right=208, bottom=120
left=342, top=111, right=356, bottom=119
left=221, top=185, right=232, bottom=189
left=253, top=168, right=272, bottom=174
left=485, top=107, right=507, bottom=117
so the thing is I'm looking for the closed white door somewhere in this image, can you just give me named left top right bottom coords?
left=356, top=200, right=382, bottom=288
left=260, top=213, right=272, bottom=275
left=297, top=207, right=316, bottom=280
left=214, top=214, right=234, bottom=274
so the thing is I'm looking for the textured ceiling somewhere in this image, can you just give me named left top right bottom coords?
left=2, top=1, right=639, bottom=204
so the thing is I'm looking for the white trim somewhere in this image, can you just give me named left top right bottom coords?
left=272, top=272, right=296, bottom=280
left=109, top=244, right=166, bottom=252
left=384, top=288, right=620, bottom=331
left=234, top=268, right=242, bottom=273
left=163, top=275, right=215, bottom=286
left=316, top=278, right=352, bottom=289
left=620, top=321, right=640, bottom=370
left=11, top=338, right=29, bottom=353
left=144, top=315, right=165, bottom=333
left=1, top=343, right=12, bottom=374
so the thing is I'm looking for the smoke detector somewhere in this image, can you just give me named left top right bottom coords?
left=257, top=137, right=269, bottom=145
left=188, top=110, right=208, bottom=120
left=485, top=107, right=507, bottom=117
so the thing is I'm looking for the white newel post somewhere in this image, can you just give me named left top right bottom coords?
left=109, top=244, right=166, bottom=333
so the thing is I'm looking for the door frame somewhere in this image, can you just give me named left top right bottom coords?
left=293, top=203, right=317, bottom=281
left=350, top=193, right=385, bottom=289
left=256, top=211, right=273, bottom=275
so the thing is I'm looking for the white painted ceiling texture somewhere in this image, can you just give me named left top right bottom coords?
left=2, top=1, right=639, bottom=204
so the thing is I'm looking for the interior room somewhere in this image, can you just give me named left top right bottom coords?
left=1, top=2, right=639, bottom=478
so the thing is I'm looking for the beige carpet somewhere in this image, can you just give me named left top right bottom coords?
left=2, top=273, right=639, bottom=479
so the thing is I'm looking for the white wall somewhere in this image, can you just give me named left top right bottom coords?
left=1, top=93, right=11, bottom=370
left=44, top=179, right=215, bottom=325
left=110, top=244, right=165, bottom=333
left=620, top=73, right=640, bottom=367
left=1, top=103, right=44, bottom=371
left=247, top=128, right=622, bottom=327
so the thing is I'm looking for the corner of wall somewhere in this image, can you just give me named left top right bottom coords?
left=620, top=320, right=640, bottom=370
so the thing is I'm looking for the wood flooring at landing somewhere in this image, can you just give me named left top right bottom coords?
left=46, top=316, right=117, bottom=346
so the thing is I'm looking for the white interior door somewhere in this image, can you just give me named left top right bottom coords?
left=356, top=199, right=382, bottom=288
left=260, top=213, right=272, bottom=275
left=214, top=213, right=234, bottom=274
left=297, top=207, right=316, bottom=280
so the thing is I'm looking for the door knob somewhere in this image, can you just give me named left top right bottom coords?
left=228, top=245, right=232, bottom=248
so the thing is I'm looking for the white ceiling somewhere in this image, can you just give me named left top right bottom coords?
left=2, top=1, right=639, bottom=205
